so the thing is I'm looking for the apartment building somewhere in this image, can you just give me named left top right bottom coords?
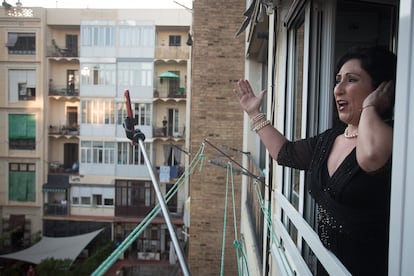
left=0, top=4, right=191, bottom=266
left=0, top=4, right=46, bottom=249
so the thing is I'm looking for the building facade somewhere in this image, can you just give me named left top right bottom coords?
left=0, top=4, right=191, bottom=268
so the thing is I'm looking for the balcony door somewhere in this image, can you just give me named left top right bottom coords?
left=65, top=34, right=78, bottom=56
left=67, top=70, right=78, bottom=95
left=168, top=108, right=179, bottom=137
left=64, top=143, right=78, bottom=169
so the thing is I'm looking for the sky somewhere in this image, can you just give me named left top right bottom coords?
left=15, top=0, right=192, bottom=9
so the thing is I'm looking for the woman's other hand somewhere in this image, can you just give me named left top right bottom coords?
left=363, top=80, right=395, bottom=116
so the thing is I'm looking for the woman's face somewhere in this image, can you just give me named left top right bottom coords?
left=334, top=59, right=375, bottom=125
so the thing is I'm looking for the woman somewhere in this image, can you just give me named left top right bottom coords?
left=234, top=47, right=396, bottom=275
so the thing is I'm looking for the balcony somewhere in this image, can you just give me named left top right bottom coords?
left=154, top=46, right=189, bottom=60
left=152, top=125, right=185, bottom=139
left=43, top=174, right=70, bottom=217
left=49, top=85, right=79, bottom=97
left=153, top=87, right=186, bottom=100
left=47, top=40, right=79, bottom=58
left=44, top=202, right=69, bottom=216
left=48, top=125, right=79, bottom=138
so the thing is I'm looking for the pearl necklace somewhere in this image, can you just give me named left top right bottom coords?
left=344, top=127, right=358, bottom=138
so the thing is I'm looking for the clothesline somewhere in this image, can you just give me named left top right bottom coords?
left=92, top=143, right=206, bottom=276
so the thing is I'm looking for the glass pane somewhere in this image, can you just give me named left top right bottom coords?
left=290, top=21, right=305, bottom=210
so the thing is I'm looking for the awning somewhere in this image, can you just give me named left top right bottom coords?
left=235, top=0, right=257, bottom=37
left=0, top=228, right=103, bottom=264
left=43, top=175, right=70, bottom=192
left=159, top=72, right=179, bottom=78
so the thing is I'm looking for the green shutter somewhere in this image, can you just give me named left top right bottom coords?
left=9, top=171, right=35, bottom=202
left=8, top=114, right=36, bottom=139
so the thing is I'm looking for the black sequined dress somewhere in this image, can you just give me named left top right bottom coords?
left=277, top=125, right=391, bottom=275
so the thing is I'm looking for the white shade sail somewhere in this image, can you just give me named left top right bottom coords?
left=0, top=228, right=103, bottom=264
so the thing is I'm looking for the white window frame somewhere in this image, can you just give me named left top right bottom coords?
left=271, top=1, right=350, bottom=275
left=81, top=99, right=115, bottom=125
left=80, top=140, right=115, bottom=164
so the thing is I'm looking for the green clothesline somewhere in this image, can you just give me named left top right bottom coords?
left=92, top=143, right=206, bottom=276
left=220, top=162, right=250, bottom=276
left=92, top=139, right=290, bottom=276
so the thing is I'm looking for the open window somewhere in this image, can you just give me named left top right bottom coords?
left=272, top=0, right=399, bottom=275
left=9, top=69, right=36, bottom=102
left=7, top=32, right=35, bottom=54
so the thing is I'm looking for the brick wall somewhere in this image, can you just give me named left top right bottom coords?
left=189, top=0, right=246, bottom=275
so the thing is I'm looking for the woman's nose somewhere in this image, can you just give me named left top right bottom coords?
left=334, top=81, right=344, bottom=96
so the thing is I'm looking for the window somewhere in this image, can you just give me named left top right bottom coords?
left=67, top=106, right=78, bottom=126
left=116, top=181, right=155, bottom=207
left=104, top=198, right=114, bottom=206
left=9, top=163, right=36, bottom=202
left=246, top=65, right=268, bottom=260
left=118, top=23, right=154, bottom=47
left=17, top=83, right=35, bottom=101
left=92, top=194, right=102, bottom=206
left=169, top=35, right=181, bottom=46
left=65, top=34, right=78, bottom=56
left=135, top=103, right=151, bottom=126
left=166, top=71, right=180, bottom=96
left=117, top=62, right=153, bottom=87
left=9, top=69, right=36, bottom=102
left=119, top=26, right=139, bottom=47
left=81, top=196, right=91, bottom=205
left=81, top=25, right=114, bottom=47
left=117, top=142, right=150, bottom=165
left=80, top=64, right=116, bottom=86
left=115, top=180, right=155, bottom=216
left=268, top=1, right=399, bottom=275
left=72, top=197, right=79, bottom=204
left=9, top=114, right=36, bottom=150
left=7, top=32, right=35, bottom=54
left=168, top=108, right=180, bottom=136
left=116, top=102, right=152, bottom=126
left=71, top=186, right=114, bottom=207
left=166, top=184, right=178, bottom=213
left=81, top=100, right=115, bottom=125
left=80, top=141, right=115, bottom=164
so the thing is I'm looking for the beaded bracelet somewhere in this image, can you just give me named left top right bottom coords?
left=250, top=113, right=265, bottom=124
left=253, top=120, right=271, bottom=132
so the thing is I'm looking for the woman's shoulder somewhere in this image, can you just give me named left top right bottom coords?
left=314, top=124, right=345, bottom=143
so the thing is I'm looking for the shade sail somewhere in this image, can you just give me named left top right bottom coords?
left=0, top=228, right=103, bottom=264
left=159, top=72, right=179, bottom=78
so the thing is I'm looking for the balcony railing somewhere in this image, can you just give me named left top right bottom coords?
left=49, top=125, right=79, bottom=136
left=49, top=86, right=79, bottom=96
left=153, top=126, right=185, bottom=138
left=154, top=46, right=189, bottom=60
left=44, top=203, right=69, bottom=216
left=154, top=87, right=186, bottom=99
left=47, top=40, right=79, bottom=57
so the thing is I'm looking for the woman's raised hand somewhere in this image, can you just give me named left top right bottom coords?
left=233, top=79, right=266, bottom=118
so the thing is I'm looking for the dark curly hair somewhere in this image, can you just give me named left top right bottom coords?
left=335, top=46, right=397, bottom=120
